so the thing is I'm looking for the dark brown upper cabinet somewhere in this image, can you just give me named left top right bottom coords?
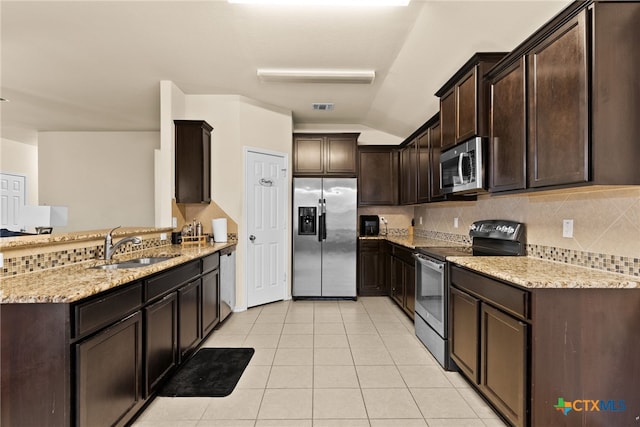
left=358, top=146, right=398, bottom=206
left=399, top=139, right=418, bottom=205
left=439, top=89, right=456, bottom=149
left=436, top=53, right=507, bottom=149
left=174, top=120, right=212, bottom=204
left=486, top=1, right=640, bottom=193
left=488, top=57, right=527, bottom=193
left=420, top=113, right=445, bottom=204
left=428, top=119, right=445, bottom=201
left=527, top=11, right=589, bottom=188
left=416, top=130, right=430, bottom=204
left=293, top=133, right=358, bottom=177
left=397, top=113, right=443, bottom=206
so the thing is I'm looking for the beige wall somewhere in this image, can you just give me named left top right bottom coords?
left=0, top=138, right=39, bottom=206
left=414, top=186, right=640, bottom=258
left=161, top=86, right=293, bottom=310
left=38, top=131, right=159, bottom=232
left=357, top=205, right=414, bottom=232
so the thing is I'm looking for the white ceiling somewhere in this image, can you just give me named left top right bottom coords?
left=1, top=0, right=570, bottom=143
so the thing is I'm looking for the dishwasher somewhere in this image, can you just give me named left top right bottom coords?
left=219, top=245, right=236, bottom=324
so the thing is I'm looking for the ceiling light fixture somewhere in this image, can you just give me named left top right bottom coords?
left=257, top=68, right=375, bottom=84
left=229, top=0, right=409, bottom=6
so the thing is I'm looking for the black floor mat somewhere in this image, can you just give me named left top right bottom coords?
left=158, top=348, right=254, bottom=397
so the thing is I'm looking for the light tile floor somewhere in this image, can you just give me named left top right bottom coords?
left=133, top=297, right=508, bottom=427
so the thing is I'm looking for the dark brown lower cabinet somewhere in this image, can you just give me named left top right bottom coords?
left=389, top=244, right=415, bottom=319
left=404, top=265, right=415, bottom=315
left=450, top=286, right=480, bottom=382
left=481, top=304, right=527, bottom=427
left=202, top=268, right=220, bottom=337
left=179, top=279, right=201, bottom=362
left=145, top=293, right=178, bottom=396
left=76, top=312, right=143, bottom=427
left=381, top=241, right=392, bottom=295
left=450, top=265, right=528, bottom=427
left=0, top=249, right=233, bottom=427
left=357, top=239, right=387, bottom=296
left=390, top=255, right=404, bottom=307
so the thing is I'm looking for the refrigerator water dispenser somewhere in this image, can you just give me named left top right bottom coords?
left=298, top=207, right=317, bottom=235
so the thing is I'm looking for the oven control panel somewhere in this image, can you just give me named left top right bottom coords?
left=469, top=220, right=524, bottom=242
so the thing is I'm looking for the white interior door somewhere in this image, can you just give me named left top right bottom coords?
left=0, top=173, right=26, bottom=231
left=245, top=149, right=287, bottom=308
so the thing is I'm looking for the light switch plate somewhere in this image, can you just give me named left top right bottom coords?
left=454, top=218, right=459, bottom=228
left=160, top=233, right=167, bottom=241
left=562, top=219, right=574, bottom=238
left=172, top=217, right=178, bottom=228
left=0, top=252, right=3, bottom=268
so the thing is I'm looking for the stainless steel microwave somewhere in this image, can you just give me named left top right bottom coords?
left=439, top=137, right=485, bottom=195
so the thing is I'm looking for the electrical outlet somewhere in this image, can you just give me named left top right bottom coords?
left=160, top=233, right=167, bottom=241
left=172, top=217, right=178, bottom=228
left=562, top=219, right=574, bottom=238
left=454, top=217, right=459, bottom=228
left=419, top=216, right=423, bottom=225
left=0, top=253, right=3, bottom=269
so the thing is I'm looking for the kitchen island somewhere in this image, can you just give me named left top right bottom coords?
left=1, top=239, right=236, bottom=427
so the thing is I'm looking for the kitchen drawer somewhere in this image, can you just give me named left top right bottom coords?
left=202, top=252, right=220, bottom=273
left=146, top=260, right=200, bottom=302
left=450, top=265, right=529, bottom=320
left=73, top=282, right=142, bottom=339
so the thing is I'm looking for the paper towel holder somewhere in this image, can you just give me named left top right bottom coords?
left=212, top=218, right=228, bottom=243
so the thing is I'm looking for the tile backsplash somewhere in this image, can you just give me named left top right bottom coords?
left=414, top=186, right=640, bottom=276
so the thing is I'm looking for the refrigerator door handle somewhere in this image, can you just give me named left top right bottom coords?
left=317, top=199, right=327, bottom=242
left=321, top=199, right=327, bottom=241
left=318, top=199, right=324, bottom=242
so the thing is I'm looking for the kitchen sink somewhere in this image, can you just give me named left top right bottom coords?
left=90, top=256, right=176, bottom=270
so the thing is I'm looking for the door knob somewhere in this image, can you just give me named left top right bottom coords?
left=249, top=235, right=256, bottom=242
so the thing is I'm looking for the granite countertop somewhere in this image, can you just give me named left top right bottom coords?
left=449, top=256, right=640, bottom=289
left=0, top=242, right=236, bottom=304
left=0, top=226, right=174, bottom=250
left=359, top=234, right=467, bottom=249
left=359, top=234, right=639, bottom=290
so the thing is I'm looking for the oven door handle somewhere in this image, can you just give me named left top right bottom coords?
left=413, top=254, right=444, bottom=271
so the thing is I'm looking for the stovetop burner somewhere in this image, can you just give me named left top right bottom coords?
left=416, top=219, right=526, bottom=261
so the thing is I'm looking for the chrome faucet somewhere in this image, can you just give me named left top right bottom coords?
left=104, top=226, right=142, bottom=260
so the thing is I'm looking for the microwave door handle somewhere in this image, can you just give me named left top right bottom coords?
left=458, top=153, right=465, bottom=183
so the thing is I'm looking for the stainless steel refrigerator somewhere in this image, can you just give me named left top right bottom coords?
left=293, top=177, right=357, bottom=298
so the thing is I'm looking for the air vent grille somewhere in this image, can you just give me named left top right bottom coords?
left=312, top=103, right=334, bottom=111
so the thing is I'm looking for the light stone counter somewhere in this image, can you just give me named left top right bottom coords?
left=0, top=242, right=235, bottom=304
left=0, top=226, right=174, bottom=250
left=359, top=235, right=467, bottom=249
left=448, top=256, right=640, bottom=289
left=358, top=235, right=639, bottom=289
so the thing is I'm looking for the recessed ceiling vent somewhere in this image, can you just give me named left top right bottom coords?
left=312, top=103, right=334, bottom=111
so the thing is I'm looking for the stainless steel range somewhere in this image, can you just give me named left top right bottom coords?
left=413, top=220, right=526, bottom=370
